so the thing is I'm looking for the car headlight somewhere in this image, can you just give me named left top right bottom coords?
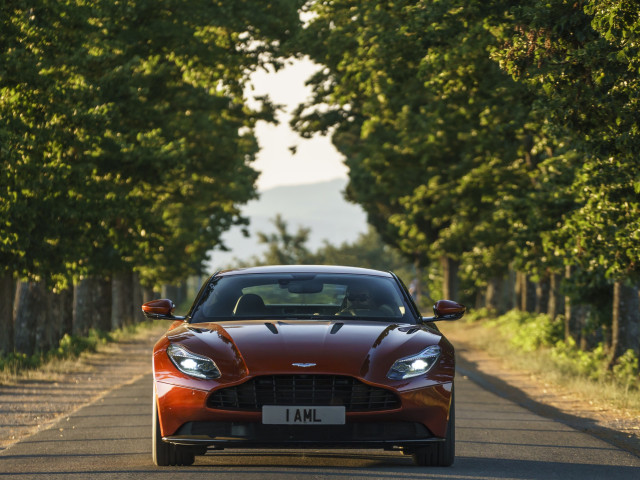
left=387, top=345, right=441, bottom=380
left=167, top=344, right=220, bottom=379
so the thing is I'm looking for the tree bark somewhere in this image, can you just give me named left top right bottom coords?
left=547, top=272, right=564, bottom=320
left=0, top=273, right=15, bottom=355
left=73, top=278, right=92, bottom=337
left=74, top=277, right=112, bottom=336
left=53, top=287, right=74, bottom=341
left=131, top=273, right=144, bottom=323
left=608, top=281, right=640, bottom=368
left=38, top=288, right=73, bottom=352
left=409, top=261, right=424, bottom=306
left=178, top=282, right=188, bottom=307
left=505, top=268, right=517, bottom=313
left=143, top=286, right=157, bottom=304
left=517, top=272, right=536, bottom=313
left=440, top=256, right=459, bottom=301
left=485, top=277, right=501, bottom=312
left=162, top=284, right=182, bottom=304
left=475, top=289, right=485, bottom=310
left=112, top=271, right=134, bottom=330
left=13, top=281, right=48, bottom=355
left=525, top=277, right=536, bottom=313
left=535, top=276, right=550, bottom=314
left=94, top=278, right=112, bottom=331
left=564, top=266, right=587, bottom=343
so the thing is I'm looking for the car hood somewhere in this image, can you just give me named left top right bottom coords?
left=165, top=319, right=446, bottom=385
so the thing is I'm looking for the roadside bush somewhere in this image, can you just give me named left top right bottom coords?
left=53, top=330, right=111, bottom=359
left=488, top=310, right=563, bottom=352
left=0, top=329, right=111, bottom=375
left=0, top=321, right=157, bottom=378
left=482, top=310, right=639, bottom=394
left=612, top=350, right=640, bottom=393
left=465, top=307, right=493, bottom=323
left=549, top=337, right=608, bottom=381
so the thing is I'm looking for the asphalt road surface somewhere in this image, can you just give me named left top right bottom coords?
left=1, top=372, right=639, bottom=480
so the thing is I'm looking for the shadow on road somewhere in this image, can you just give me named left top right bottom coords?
left=455, top=352, right=640, bottom=459
left=1, top=455, right=639, bottom=480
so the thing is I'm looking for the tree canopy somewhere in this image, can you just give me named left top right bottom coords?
left=1, top=0, right=304, bottom=289
left=292, top=0, right=640, bottom=361
left=1, top=0, right=639, bottom=363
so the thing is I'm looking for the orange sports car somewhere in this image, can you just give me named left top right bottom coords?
left=143, top=265, right=465, bottom=467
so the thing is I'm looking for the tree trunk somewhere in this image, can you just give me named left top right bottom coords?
left=409, top=261, right=424, bottom=306
left=485, top=277, right=500, bottom=312
left=547, top=272, right=564, bottom=320
left=535, top=276, right=550, bottom=314
left=178, top=282, right=188, bottom=306
left=563, top=266, right=587, bottom=343
left=74, top=277, right=112, bottom=336
left=73, top=278, right=93, bottom=337
left=505, top=269, right=517, bottom=313
left=131, top=273, right=144, bottom=323
left=0, top=273, right=15, bottom=355
left=440, top=256, right=459, bottom=301
left=14, top=281, right=48, bottom=355
left=38, top=288, right=73, bottom=352
left=525, top=278, right=536, bottom=313
left=475, top=289, right=485, bottom=310
left=112, top=271, right=134, bottom=330
left=162, top=284, right=181, bottom=303
left=143, top=286, right=157, bottom=304
left=608, top=281, right=640, bottom=368
left=515, top=272, right=521, bottom=310
left=53, top=287, right=74, bottom=341
left=517, top=272, right=536, bottom=313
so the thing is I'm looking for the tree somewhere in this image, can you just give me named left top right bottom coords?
left=495, top=0, right=640, bottom=361
left=1, top=0, right=303, bottom=352
left=311, top=227, right=412, bottom=276
left=293, top=0, right=534, bottom=302
left=242, top=214, right=313, bottom=266
left=237, top=218, right=415, bottom=289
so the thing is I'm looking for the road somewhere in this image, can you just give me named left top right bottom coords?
left=1, top=370, right=639, bottom=480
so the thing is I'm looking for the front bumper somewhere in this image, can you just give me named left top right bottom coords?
left=164, top=420, right=442, bottom=449
left=156, top=379, right=453, bottom=448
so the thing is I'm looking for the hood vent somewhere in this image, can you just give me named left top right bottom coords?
left=330, top=322, right=344, bottom=335
left=264, top=322, right=278, bottom=334
left=186, top=326, right=210, bottom=334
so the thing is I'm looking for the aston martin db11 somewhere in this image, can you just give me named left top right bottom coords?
left=142, top=265, right=465, bottom=467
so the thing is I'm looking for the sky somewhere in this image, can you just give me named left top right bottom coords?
left=247, top=58, right=348, bottom=191
left=204, top=59, right=366, bottom=271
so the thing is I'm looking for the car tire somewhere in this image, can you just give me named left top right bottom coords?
left=153, top=393, right=195, bottom=467
left=412, top=387, right=455, bottom=467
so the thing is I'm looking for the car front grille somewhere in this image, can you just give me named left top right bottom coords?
left=207, top=375, right=400, bottom=412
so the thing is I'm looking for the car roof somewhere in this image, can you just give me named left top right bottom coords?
left=215, top=265, right=394, bottom=278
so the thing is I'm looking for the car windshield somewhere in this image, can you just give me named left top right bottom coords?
left=190, top=273, right=414, bottom=323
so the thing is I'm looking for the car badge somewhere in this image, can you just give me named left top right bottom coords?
left=292, top=363, right=316, bottom=368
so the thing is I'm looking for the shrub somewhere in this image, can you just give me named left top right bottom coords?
left=490, top=310, right=564, bottom=352
left=0, top=329, right=112, bottom=375
left=484, top=310, right=639, bottom=393
left=612, top=349, right=640, bottom=393
left=549, top=337, right=608, bottom=381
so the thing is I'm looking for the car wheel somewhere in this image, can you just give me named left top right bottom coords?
left=153, top=393, right=195, bottom=467
left=412, top=387, right=455, bottom=467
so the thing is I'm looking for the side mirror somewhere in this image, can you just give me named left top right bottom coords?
left=141, top=299, right=186, bottom=321
left=421, top=299, right=466, bottom=323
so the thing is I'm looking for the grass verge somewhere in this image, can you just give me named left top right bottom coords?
left=448, top=309, right=640, bottom=412
left=0, top=320, right=159, bottom=384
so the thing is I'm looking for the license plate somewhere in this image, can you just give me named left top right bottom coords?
left=262, top=405, right=345, bottom=425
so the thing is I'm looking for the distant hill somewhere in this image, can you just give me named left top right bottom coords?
left=205, top=178, right=369, bottom=271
